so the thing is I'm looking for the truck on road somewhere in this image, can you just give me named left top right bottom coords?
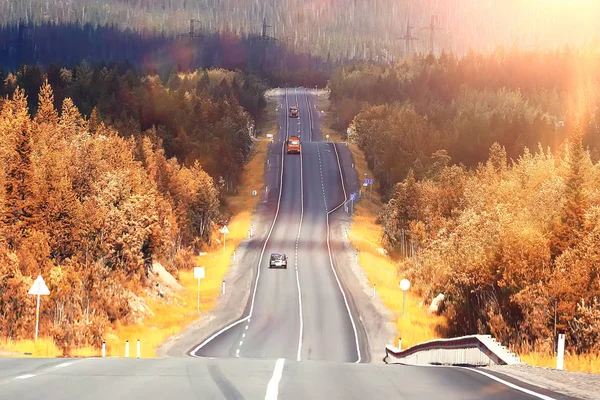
left=286, top=136, right=301, bottom=154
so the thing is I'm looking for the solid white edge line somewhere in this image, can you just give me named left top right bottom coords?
left=189, top=89, right=290, bottom=357
left=54, top=362, right=73, bottom=369
left=325, top=141, right=361, bottom=363
left=463, top=367, right=557, bottom=400
left=295, top=119, right=305, bottom=362
left=264, top=358, right=286, bottom=400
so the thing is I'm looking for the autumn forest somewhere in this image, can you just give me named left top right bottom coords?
left=330, top=49, right=600, bottom=355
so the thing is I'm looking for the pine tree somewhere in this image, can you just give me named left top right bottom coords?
left=3, top=89, right=36, bottom=244
left=551, top=125, right=588, bottom=259
left=34, top=80, right=59, bottom=126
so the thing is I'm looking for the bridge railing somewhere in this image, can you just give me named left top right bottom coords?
left=384, top=335, right=523, bottom=366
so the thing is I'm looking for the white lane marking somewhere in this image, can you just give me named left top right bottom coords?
left=189, top=89, right=291, bottom=356
left=295, top=124, right=305, bottom=362
left=464, top=368, right=557, bottom=400
left=14, top=374, right=35, bottom=380
left=242, top=333, right=246, bottom=338
left=304, top=88, right=313, bottom=141
left=54, top=362, right=73, bottom=369
left=264, top=358, right=285, bottom=400
left=324, top=142, right=361, bottom=363
left=239, top=341, right=243, bottom=346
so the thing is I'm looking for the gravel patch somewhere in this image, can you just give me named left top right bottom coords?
left=482, top=364, right=600, bottom=400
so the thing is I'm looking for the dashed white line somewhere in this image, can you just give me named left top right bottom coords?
left=264, top=358, right=286, bottom=400
left=54, top=362, right=73, bottom=369
left=235, top=349, right=240, bottom=357
left=189, top=88, right=292, bottom=357
left=14, top=374, right=35, bottom=380
left=294, top=117, right=305, bottom=362
left=239, top=341, right=243, bottom=346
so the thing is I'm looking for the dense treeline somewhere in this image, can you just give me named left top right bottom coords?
left=0, top=22, right=331, bottom=87
left=0, top=83, right=223, bottom=350
left=331, top=49, right=600, bottom=194
left=3, top=63, right=266, bottom=189
left=330, top=50, right=600, bottom=354
left=3, top=0, right=600, bottom=61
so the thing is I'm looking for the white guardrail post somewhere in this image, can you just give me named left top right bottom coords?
left=384, top=335, right=523, bottom=366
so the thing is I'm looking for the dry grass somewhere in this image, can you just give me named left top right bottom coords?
left=521, top=352, right=600, bottom=374
left=0, top=338, right=62, bottom=358
left=0, top=101, right=275, bottom=359
left=316, top=94, right=343, bottom=143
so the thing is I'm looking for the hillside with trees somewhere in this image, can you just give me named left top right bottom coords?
left=0, top=64, right=266, bottom=351
left=3, top=0, right=600, bottom=63
left=329, top=49, right=600, bottom=355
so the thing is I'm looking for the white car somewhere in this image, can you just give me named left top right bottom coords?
left=269, top=253, right=288, bottom=268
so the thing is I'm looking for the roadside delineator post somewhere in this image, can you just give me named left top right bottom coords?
left=222, top=280, right=225, bottom=295
left=373, top=284, right=376, bottom=298
left=557, top=333, right=565, bottom=370
left=137, top=339, right=141, bottom=359
left=101, top=341, right=106, bottom=358
left=233, top=250, right=236, bottom=261
left=125, top=340, right=130, bottom=358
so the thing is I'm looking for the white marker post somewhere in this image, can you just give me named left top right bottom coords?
left=137, top=339, right=141, bottom=359
left=194, top=267, right=205, bottom=314
left=400, top=279, right=411, bottom=318
left=557, top=333, right=565, bottom=370
left=125, top=340, right=130, bottom=357
left=220, top=225, right=229, bottom=251
left=28, top=275, right=50, bottom=341
left=250, top=224, right=254, bottom=237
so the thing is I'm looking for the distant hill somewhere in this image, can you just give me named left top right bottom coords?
left=2, top=0, right=600, bottom=61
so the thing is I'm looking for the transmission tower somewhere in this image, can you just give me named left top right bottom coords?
left=398, top=17, right=418, bottom=56
left=421, top=15, right=443, bottom=54
left=258, top=18, right=276, bottom=41
left=178, top=19, right=204, bottom=39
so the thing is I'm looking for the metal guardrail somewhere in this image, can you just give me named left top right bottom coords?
left=384, top=335, right=523, bottom=366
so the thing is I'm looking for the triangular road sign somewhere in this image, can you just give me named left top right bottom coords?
left=28, top=275, right=50, bottom=296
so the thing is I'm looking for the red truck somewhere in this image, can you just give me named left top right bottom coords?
left=286, top=135, right=301, bottom=154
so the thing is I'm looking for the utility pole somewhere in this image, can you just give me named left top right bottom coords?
left=398, top=17, right=418, bottom=56
left=421, top=15, right=443, bottom=54
left=253, top=18, right=277, bottom=72
left=178, top=19, right=204, bottom=39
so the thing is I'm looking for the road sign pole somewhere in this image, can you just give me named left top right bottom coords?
left=34, top=293, right=40, bottom=341
left=402, top=290, right=407, bottom=318
left=197, top=277, right=201, bottom=313
left=370, top=183, right=373, bottom=199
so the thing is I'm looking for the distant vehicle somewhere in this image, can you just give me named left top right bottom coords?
left=286, top=136, right=301, bottom=154
left=289, top=106, right=299, bottom=118
left=269, top=253, right=288, bottom=268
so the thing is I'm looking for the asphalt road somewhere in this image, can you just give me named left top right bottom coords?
left=0, top=89, right=580, bottom=400
left=0, top=357, right=578, bottom=399
left=192, top=88, right=362, bottom=362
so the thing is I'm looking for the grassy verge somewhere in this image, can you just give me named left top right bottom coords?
left=521, top=352, right=600, bottom=374
left=0, top=101, right=275, bottom=358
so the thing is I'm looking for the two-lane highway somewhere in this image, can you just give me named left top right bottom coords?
left=192, top=88, right=363, bottom=362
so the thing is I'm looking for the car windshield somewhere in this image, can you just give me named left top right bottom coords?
left=290, top=140, right=300, bottom=145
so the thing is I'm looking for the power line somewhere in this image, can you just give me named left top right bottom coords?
left=398, top=17, right=418, bottom=56
left=421, top=15, right=443, bottom=54
left=177, top=19, right=204, bottom=39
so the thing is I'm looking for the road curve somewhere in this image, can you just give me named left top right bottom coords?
left=192, top=88, right=364, bottom=362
